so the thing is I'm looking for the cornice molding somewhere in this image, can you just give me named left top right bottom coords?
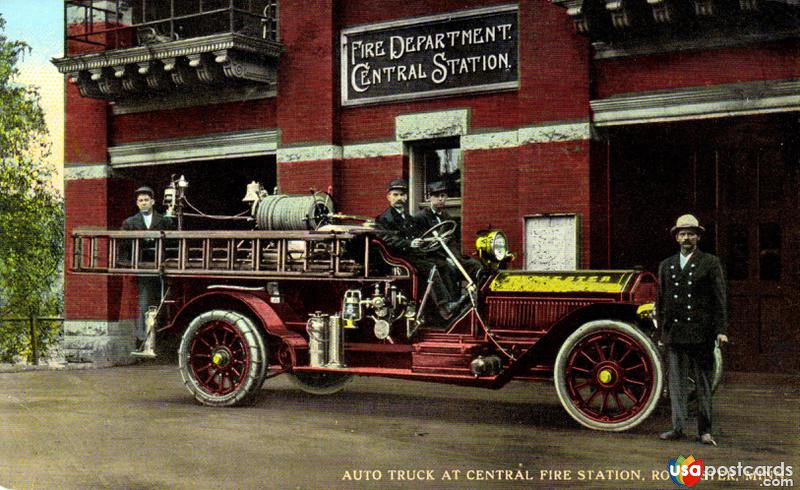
left=108, top=129, right=278, bottom=167
left=551, top=0, right=800, bottom=59
left=52, top=33, right=281, bottom=103
left=592, top=79, right=800, bottom=126
left=111, top=85, right=275, bottom=115
left=53, top=33, right=282, bottom=73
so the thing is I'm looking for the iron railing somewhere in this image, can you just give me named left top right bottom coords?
left=0, top=316, right=64, bottom=365
left=65, top=0, right=279, bottom=51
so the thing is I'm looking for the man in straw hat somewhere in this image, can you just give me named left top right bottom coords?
left=657, top=214, right=728, bottom=445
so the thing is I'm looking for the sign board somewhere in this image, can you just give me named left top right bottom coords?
left=525, top=214, right=579, bottom=271
left=340, top=5, right=519, bottom=106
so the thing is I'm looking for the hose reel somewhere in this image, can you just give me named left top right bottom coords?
left=254, top=192, right=334, bottom=230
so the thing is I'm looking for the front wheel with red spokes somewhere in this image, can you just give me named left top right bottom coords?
left=554, top=320, right=663, bottom=431
left=178, top=310, right=267, bottom=407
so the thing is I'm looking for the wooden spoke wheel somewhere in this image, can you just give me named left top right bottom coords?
left=554, top=320, right=664, bottom=431
left=178, top=310, right=267, bottom=407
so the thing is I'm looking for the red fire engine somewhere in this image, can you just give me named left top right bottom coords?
left=70, top=178, right=674, bottom=432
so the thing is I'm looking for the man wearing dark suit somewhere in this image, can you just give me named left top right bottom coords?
left=122, top=186, right=175, bottom=232
left=657, top=214, right=729, bottom=446
left=414, top=180, right=482, bottom=285
left=375, top=179, right=459, bottom=318
left=122, top=186, right=175, bottom=349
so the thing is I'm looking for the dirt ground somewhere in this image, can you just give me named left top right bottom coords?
left=0, top=365, right=797, bottom=489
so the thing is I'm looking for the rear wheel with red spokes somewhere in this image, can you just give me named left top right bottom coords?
left=178, top=310, right=267, bottom=407
left=554, top=320, right=663, bottom=431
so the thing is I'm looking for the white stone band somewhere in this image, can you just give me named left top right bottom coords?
left=395, top=109, right=469, bottom=141
left=277, top=144, right=344, bottom=163
left=518, top=122, right=592, bottom=144
left=64, top=163, right=113, bottom=181
left=342, top=141, right=405, bottom=159
left=275, top=120, right=592, bottom=163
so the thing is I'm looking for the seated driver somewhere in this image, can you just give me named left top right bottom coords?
left=414, top=181, right=483, bottom=286
left=375, top=179, right=462, bottom=318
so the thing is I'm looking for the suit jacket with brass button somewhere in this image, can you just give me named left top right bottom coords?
left=375, top=206, right=423, bottom=255
left=656, top=250, right=728, bottom=345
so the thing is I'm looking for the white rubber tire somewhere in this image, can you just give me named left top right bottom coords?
left=554, top=320, right=664, bottom=432
left=288, top=372, right=353, bottom=395
left=178, top=310, right=267, bottom=407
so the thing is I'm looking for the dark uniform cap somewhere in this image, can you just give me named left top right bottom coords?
left=427, top=181, right=447, bottom=194
left=135, top=186, right=155, bottom=198
left=387, top=179, right=408, bottom=192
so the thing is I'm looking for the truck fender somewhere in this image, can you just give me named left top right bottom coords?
left=495, top=302, right=643, bottom=385
left=167, top=291, right=307, bottom=367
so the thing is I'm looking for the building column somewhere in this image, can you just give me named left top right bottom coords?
left=63, top=78, right=138, bottom=365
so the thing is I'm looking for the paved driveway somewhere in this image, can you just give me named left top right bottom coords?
left=0, top=365, right=797, bottom=489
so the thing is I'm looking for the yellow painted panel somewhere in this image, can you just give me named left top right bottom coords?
left=489, top=271, right=635, bottom=294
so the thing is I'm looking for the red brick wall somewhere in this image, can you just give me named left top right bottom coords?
left=462, top=147, right=522, bottom=257
left=277, top=159, right=337, bottom=196
left=594, top=40, right=800, bottom=98
left=463, top=141, right=593, bottom=267
left=277, top=1, right=339, bottom=145
left=278, top=155, right=407, bottom=217
left=335, top=155, right=407, bottom=216
left=518, top=141, right=592, bottom=267
left=64, top=178, right=138, bottom=320
left=65, top=81, right=108, bottom=165
left=111, top=99, right=277, bottom=144
left=589, top=140, right=610, bottom=269
left=341, top=0, right=510, bottom=24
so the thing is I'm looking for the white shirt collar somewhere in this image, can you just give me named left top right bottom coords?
left=680, top=251, right=694, bottom=269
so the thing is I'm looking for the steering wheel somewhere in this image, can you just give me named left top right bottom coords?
left=416, top=220, right=457, bottom=253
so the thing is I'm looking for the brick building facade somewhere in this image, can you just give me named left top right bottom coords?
left=55, top=0, right=799, bottom=372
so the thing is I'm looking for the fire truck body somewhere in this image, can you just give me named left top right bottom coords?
left=71, top=223, right=663, bottom=432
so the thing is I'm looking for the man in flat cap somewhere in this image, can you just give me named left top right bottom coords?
left=657, top=214, right=728, bottom=445
left=122, top=186, right=175, bottom=352
left=375, top=179, right=460, bottom=318
left=415, top=180, right=482, bottom=286
left=122, top=186, right=174, bottom=234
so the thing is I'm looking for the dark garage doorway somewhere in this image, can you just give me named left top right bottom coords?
left=607, top=114, right=800, bottom=373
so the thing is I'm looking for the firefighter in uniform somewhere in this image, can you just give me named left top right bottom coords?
left=657, top=214, right=729, bottom=445
left=375, top=179, right=461, bottom=318
left=414, top=180, right=482, bottom=285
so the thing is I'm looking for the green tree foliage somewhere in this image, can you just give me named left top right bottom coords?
left=0, top=14, right=64, bottom=362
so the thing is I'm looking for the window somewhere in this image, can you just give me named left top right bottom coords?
left=408, top=137, right=462, bottom=218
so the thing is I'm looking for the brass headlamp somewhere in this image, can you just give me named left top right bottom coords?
left=475, top=230, right=513, bottom=263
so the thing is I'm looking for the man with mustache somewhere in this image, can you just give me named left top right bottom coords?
left=375, top=179, right=461, bottom=320
left=657, top=214, right=729, bottom=445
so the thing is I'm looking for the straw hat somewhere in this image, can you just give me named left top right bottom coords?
left=670, top=214, right=705, bottom=235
